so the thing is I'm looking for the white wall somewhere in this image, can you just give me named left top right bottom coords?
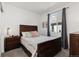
left=40, top=2, right=79, bottom=48
left=1, top=3, right=41, bottom=53
left=66, top=3, right=79, bottom=34
left=40, top=14, right=48, bottom=35
left=0, top=8, right=1, bottom=57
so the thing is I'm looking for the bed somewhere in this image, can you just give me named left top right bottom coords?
left=20, top=25, right=61, bottom=57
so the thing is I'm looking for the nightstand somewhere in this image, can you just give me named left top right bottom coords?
left=4, top=36, right=21, bottom=52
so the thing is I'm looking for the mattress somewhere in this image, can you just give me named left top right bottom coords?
left=21, top=35, right=61, bottom=56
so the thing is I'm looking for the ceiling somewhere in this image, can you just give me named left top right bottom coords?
left=5, top=2, right=58, bottom=14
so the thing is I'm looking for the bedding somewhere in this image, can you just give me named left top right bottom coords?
left=21, top=35, right=61, bottom=56
left=21, top=38, right=35, bottom=54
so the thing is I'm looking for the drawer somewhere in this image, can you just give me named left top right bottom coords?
left=6, top=39, right=16, bottom=42
left=6, top=42, right=18, bottom=46
left=70, top=34, right=79, bottom=37
left=70, top=36, right=79, bottom=39
left=5, top=43, right=20, bottom=51
left=70, top=50, right=79, bottom=55
left=5, top=44, right=17, bottom=51
left=6, top=39, right=20, bottom=43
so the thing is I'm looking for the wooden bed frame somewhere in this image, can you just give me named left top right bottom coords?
left=20, top=25, right=61, bottom=57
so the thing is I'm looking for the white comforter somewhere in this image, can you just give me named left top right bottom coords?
left=21, top=35, right=61, bottom=57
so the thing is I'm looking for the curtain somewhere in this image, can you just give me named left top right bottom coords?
left=0, top=2, right=3, bottom=12
left=47, top=14, right=50, bottom=36
left=62, top=8, right=68, bottom=49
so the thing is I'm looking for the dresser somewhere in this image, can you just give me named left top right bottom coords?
left=4, top=36, right=21, bottom=52
left=70, top=32, right=79, bottom=56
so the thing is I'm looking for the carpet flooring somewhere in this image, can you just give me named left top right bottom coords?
left=2, top=48, right=69, bottom=57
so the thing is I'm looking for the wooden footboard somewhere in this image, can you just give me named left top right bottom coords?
left=37, top=37, right=61, bottom=57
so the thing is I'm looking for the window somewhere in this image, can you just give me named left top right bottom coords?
left=49, top=11, right=62, bottom=36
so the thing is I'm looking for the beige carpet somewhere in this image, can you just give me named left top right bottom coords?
left=2, top=48, right=69, bottom=57
left=2, top=48, right=28, bottom=57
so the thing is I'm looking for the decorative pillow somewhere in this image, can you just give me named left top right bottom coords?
left=22, top=32, right=32, bottom=38
left=31, top=31, right=39, bottom=37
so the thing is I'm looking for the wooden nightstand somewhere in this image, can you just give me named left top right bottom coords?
left=4, top=36, right=21, bottom=52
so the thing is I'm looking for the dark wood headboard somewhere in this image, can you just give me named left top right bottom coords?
left=20, top=25, right=38, bottom=36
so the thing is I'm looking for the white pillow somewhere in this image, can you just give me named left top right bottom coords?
left=22, top=32, right=32, bottom=38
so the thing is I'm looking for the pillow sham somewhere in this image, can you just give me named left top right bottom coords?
left=22, top=32, right=32, bottom=38
left=31, top=31, right=39, bottom=37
